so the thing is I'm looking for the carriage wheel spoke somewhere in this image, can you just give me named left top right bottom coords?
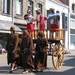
left=52, top=43, right=64, bottom=70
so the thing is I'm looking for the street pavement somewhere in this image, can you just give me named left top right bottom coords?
left=0, top=50, right=75, bottom=75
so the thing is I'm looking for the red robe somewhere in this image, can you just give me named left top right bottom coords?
left=25, top=15, right=34, bottom=31
left=50, top=16, right=60, bottom=32
left=36, top=14, right=45, bottom=31
left=50, top=24, right=59, bottom=32
left=27, top=23, right=34, bottom=31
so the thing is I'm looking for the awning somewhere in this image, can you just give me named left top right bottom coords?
left=0, top=22, right=22, bottom=34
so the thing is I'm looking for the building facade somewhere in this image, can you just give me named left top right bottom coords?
left=69, top=0, right=75, bottom=49
left=46, top=0, right=75, bottom=49
left=1, top=0, right=75, bottom=49
left=0, top=0, right=46, bottom=43
left=46, top=0, right=68, bottom=48
left=61, top=0, right=75, bottom=49
left=0, top=0, right=46, bottom=30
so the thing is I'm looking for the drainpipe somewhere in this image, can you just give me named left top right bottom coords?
left=68, top=0, right=70, bottom=49
left=12, top=0, right=14, bottom=24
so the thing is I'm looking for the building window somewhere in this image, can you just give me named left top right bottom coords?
left=70, top=18, right=75, bottom=46
left=70, top=14, right=75, bottom=19
left=28, top=0, right=34, bottom=15
left=70, top=29, right=75, bottom=34
left=70, top=35, right=75, bottom=45
left=37, top=3, right=42, bottom=13
left=72, top=3, right=75, bottom=13
left=62, top=13, right=67, bottom=30
left=70, top=20, right=75, bottom=28
left=16, top=0, right=23, bottom=15
left=2, top=0, right=10, bottom=14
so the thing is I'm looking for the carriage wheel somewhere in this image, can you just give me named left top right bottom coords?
left=52, top=43, right=64, bottom=70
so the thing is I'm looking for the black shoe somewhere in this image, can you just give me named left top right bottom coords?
left=9, top=70, right=13, bottom=73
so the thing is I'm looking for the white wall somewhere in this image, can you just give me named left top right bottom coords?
left=69, top=0, right=75, bottom=49
left=0, top=15, right=12, bottom=22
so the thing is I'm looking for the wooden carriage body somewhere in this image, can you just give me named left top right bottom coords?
left=30, top=28, right=65, bottom=70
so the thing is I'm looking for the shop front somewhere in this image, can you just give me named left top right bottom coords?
left=0, top=22, right=22, bottom=50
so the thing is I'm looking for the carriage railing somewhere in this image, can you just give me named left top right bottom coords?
left=29, top=28, right=65, bottom=40
left=49, top=29, right=65, bottom=40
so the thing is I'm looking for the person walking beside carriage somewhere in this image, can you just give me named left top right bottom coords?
left=20, top=30, right=34, bottom=74
left=34, top=31, right=48, bottom=71
left=6, top=26, right=22, bottom=73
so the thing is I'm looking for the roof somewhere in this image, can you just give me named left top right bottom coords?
left=56, top=0, right=64, bottom=4
left=55, top=0, right=69, bottom=6
left=60, top=0, right=69, bottom=5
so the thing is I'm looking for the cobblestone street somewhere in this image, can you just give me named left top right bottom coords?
left=0, top=50, right=75, bottom=75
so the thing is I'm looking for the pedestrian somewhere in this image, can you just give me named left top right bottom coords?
left=20, top=30, right=34, bottom=74
left=0, top=42, right=3, bottom=50
left=2, top=41, right=7, bottom=49
left=34, top=31, right=48, bottom=71
left=24, top=5, right=34, bottom=39
left=35, top=7, right=46, bottom=31
left=0, top=42, right=3, bottom=54
left=6, top=26, right=21, bottom=73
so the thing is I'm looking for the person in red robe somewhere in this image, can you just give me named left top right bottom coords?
left=35, top=8, right=46, bottom=31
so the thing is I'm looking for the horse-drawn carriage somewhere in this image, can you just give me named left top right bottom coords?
left=30, top=28, right=65, bottom=70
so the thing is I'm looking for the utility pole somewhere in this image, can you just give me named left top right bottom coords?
left=68, top=0, right=70, bottom=49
